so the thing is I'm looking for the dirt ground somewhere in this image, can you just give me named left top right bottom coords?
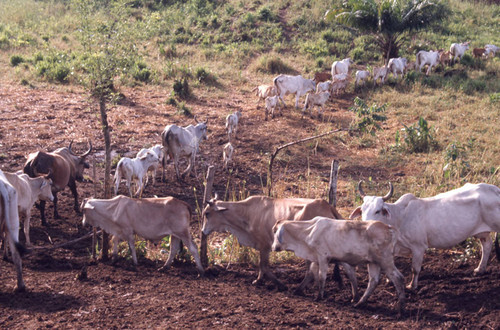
left=0, top=83, right=499, bottom=329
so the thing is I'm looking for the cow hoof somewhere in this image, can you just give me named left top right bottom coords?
left=293, top=288, right=305, bottom=296
left=252, top=279, right=264, bottom=287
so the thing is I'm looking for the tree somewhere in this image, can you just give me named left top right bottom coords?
left=326, top=0, right=449, bottom=64
left=74, top=0, right=140, bottom=259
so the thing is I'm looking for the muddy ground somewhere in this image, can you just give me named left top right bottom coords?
left=0, top=83, right=499, bottom=328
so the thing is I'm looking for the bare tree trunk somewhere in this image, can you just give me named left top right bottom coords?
left=328, top=160, right=340, bottom=207
left=99, top=96, right=111, bottom=261
left=200, top=166, right=215, bottom=268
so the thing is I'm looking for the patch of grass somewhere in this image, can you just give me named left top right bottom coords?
left=254, top=54, right=295, bottom=74
left=10, top=54, right=24, bottom=66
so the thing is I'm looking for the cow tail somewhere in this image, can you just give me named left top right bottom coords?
left=495, top=233, right=500, bottom=262
left=273, top=76, right=281, bottom=100
left=415, top=52, right=421, bottom=70
left=303, top=94, right=309, bottom=111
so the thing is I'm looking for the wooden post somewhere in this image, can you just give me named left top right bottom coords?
left=200, top=165, right=215, bottom=268
left=92, top=156, right=98, bottom=260
left=328, top=160, right=340, bottom=207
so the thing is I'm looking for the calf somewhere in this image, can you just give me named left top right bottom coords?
left=136, top=144, right=164, bottom=186
left=225, top=110, right=242, bottom=141
left=355, top=70, right=371, bottom=88
left=82, top=195, right=204, bottom=274
left=472, top=48, right=486, bottom=58
left=303, top=92, right=330, bottom=118
left=0, top=170, right=26, bottom=292
left=388, top=57, right=408, bottom=79
left=264, top=95, right=281, bottom=120
left=3, top=171, right=53, bottom=246
left=485, top=44, right=499, bottom=57
left=450, top=42, right=470, bottom=63
left=316, top=80, right=332, bottom=94
left=223, top=142, right=234, bottom=170
left=114, top=150, right=159, bottom=198
left=273, top=74, right=316, bottom=109
left=416, top=50, right=442, bottom=75
left=252, top=84, right=276, bottom=105
left=272, top=217, right=405, bottom=314
left=373, top=66, right=389, bottom=84
left=439, top=51, right=452, bottom=67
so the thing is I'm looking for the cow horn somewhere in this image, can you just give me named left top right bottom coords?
left=194, top=115, right=200, bottom=124
left=204, top=117, right=209, bottom=124
left=68, top=140, right=75, bottom=155
left=382, top=182, right=394, bottom=201
left=81, top=140, right=93, bottom=158
left=357, top=180, right=366, bottom=198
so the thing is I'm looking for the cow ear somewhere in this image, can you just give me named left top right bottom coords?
left=381, top=206, right=391, bottom=219
left=214, top=205, right=227, bottom=212
left=349, top=206, right=362, bottom=219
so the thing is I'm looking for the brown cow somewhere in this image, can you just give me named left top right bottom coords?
left=473, top=47, right=486, bottom=58
left=272, top=217, right=405, bottom=314
left=313, top=71, right=331, bottom=83
left=82, top=195, right=204, bottom=274
left=23, top=141, right=92, bottom=225
left=201, top=195, right=343, bottom=290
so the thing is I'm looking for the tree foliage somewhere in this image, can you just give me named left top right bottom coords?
left=326, top=0, right=450, bottom=63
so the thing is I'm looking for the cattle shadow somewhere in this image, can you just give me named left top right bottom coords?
left=0, top=289, right=82, bottom=313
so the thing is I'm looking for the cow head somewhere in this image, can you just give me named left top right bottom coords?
left=193, top=117, right=208, bottom=142
left=201, top=195, right=228, bottom=235
left=38, top=175, right=54, bottom=202
left=349, top=181, right=393, bottom=222
left=81, top=198, right=94, bottom=227
left=68, top=140, right=93, bottom=182
left=271, top=222, right=286, bottom=252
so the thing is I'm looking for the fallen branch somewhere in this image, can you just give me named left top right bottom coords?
left=267, top=128, right=348, bottom=196
left=31, top=230, right=103, bottom=251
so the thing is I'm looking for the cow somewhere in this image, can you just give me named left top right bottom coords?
left=450, top=42, right=470, bottom=63
left=225, top=110, right=242, bottom=141
left=23, top=140, right=92, bottom=225
left=114, top=150, right=160, bottom=198
left=264, top=95, right=281, bottom=120
left=330, top=77, right=350, bottom=95
left=331, top=58, right=352, bottom=77
left=472, top=48, right=486, bottom=58
left=223, top=142, right=234, bottom=170
left=355, top=70, right=371, bottom=89
left=485, top=44, right=499, bottom=57
left=303, top=92, right=330, bottom=118
left=252, top=84, right=276, bottom=106
left=388, top=57, right=408, bottom=79
left=3, top=171, right=53, bottom=246
left=313, top=71, right=331, bottom=83
left=350, top=181, right=500, bottom=290
left=201, top=195, right=343, bottom=290
left=273, top=75, right=316, bottom=109
left=81, top=195, right=204, bottom=274
left=161, top=118, right=208, bottom=180
left=136, top=144, right=165, bottom=186
left=0, top=170, right=26, bottom=292
left=272, top=217, right=405, bottom=314
left=439, top=50, right=452, bottom=67
left=316, top=80, right=332, bottom=94
left=373, top=66, right=389, bottom=84
left=415, top=50, right=442, bottom=75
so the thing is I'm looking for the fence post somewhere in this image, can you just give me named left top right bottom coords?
left=200, top=165, right=215, bottom=268
left=328, top=160, right=340, bottom=207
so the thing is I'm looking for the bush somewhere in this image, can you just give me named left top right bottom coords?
left=159, top=44, right=177, bottom=59
left=177, top=101, right=192, bottom=116
left=173, top=78, right=190, bottom=99
left=460, top=79, right=486, bottom=94
left=255, top=55, right=295, bottom=74
left=10, top=55, right=24, bottom=67
left=195, top=67, right=217, bottom=85
left=349, top=97, right=387, bottom=135
left=132, top=62, right=152, bottom=83
left=258, top=7, right=277, bottom=22
left=395, top=117, right=438, bottom=153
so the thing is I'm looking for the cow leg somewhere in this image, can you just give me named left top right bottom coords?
left=135, top=176, right=144, bottom=198
left=38, top=199, right=48, bottom=225
left=160, top=235, right=181, bottom=271
left=356, top=263, right=381, bottom=307
left=315, top=259, right=329, bottom=301
left=24, top=210, right=32, bottom=246
left=408, top=248, right=425, bottom=290
left=7, top=235, right=25, bottom=293
left=2, top=232, right=8, bottom=261
left=384, top=265, right=406, bottom=314
left=184, top=237, right=205, bottom=275
left=254, top=250, right=286, bottom=291
left=111, top=236, right=119, bottom=264
left=294, top=260, right=314, bottom=296
left=341, top=263, right=359, bottom=303
left=474, top=232, right=492, bottom=275
left=127, top=236, right=138, bottom=266
left=294, top=94, right=300, bottom=109
left=68, top=179, right=80, bottom=214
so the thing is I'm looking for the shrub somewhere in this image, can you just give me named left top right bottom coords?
left=490, top=92, right=500, bottom=103
left=395, top=117, right=438, bottom=153
left=166, top=96, right=177, bottom=106
left=10, top=55, right=24, bottom=67
left=255, top=55, right=295, bottom=74
left=195, top=67, right=217, bottom=85
left=258, top=7, right=276, bottom=22
left=132, top=62, right=152, bottom=83
left=159, top=44, right=177, bottom=59
left=460, top=79, right=486, bottom=94
left=349, top=97, right=387, bottom=135
left=173, top=78, right=190, bottom=99
left=177, top=101, right=192, bottom=116
left=442, top=141, right=471, bottom=179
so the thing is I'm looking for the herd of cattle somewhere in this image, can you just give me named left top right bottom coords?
left=1, top=41, right=499, bottom=315
left=255, top=43, right=500, bottom=119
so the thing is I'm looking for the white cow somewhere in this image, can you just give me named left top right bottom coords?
left=252, top=84, right=276, bottom=105
left=450, top=42, right=470, bottom=63
left=355, top=70, right=371, bottom=88
left=3, top=171, right=53, bottom=246
left=316, top=80, right=332, bottom=94
left=273, top=217, right=406, bottom=314
left=485, top=44, right=499, bottom=57
left=273, top=75, right=316, bottom=109
left=331, top=73, right=350, bottom=95
left=303, top=92, right=330, bottom=118
left=225, top=110, right=242, bottom=141
left=331, top=58, right=352, bottom=77
left=161, top=119, right=208, bottom=180
left=82, top=195, right=204, bottom=274
left=264, top=95, right=281, bottom=120
left=223, top=142, right=234, bottom=170
left=388, top=57, right=408, bottom=79
left=373, top=66, right=389, bottom=84
left=415, top=50, right=442, bottom=75
left=136, top=144, right=164, bottom=186
left=350, top=181, right=500, bottom=290
left=0, top=170, right=26, bottom=292
left=114, top=150, right=159, bottom=198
